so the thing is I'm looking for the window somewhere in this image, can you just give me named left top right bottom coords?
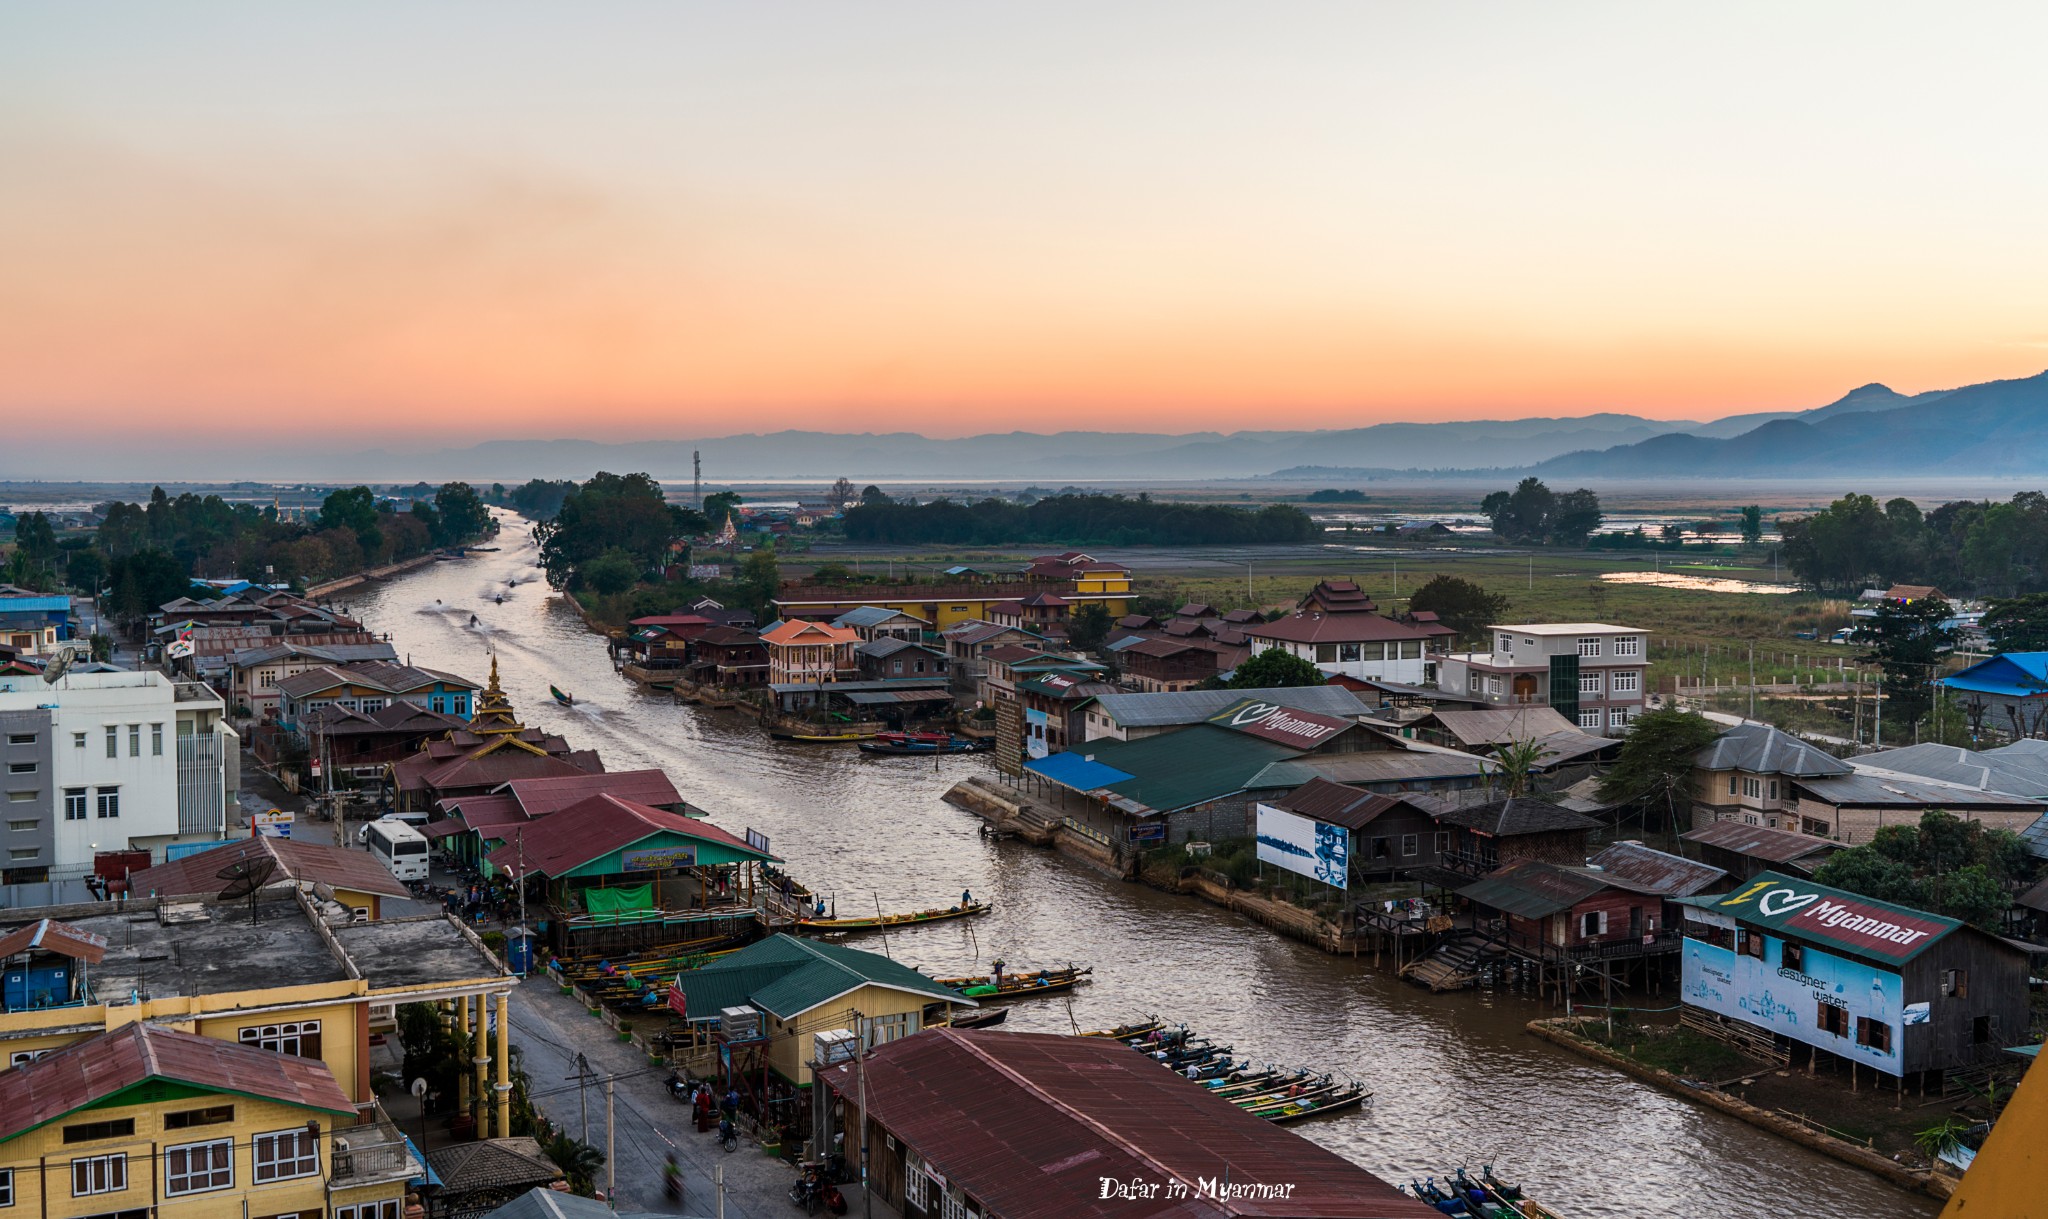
left=4, top=793, right=30, bottom=805
left=0, top=1167, right=11, bottom=1205
left=1943, top=969, right=1968, bottom=998
left=127, top=725, right=139, bottom=757
left=1611, top=671, right=1640, bottom=694
left=1580, top=910, right=1607, bottom=937
left=1614, top=636, right=1641, bottom=658
left=1974, top=1015, right=1994, bottom=1045
left=72, top=732, right=85, bottom=750
left=1398, top=640, right=1422, bottom=660
left=1339, top=643, right=1361, bottom=662
left=1782, top=942, right=1805, bottom=972
left=1579, top=674, right=1602, bottom=695
left=104, top=726, right=117, bottom=758
left=1434, top=832, right=1450, bottom=854
left=337, top=1203, right=403, bottom=1219
left=1485, top=676, right=1502, bottom=696
left=858, top=1012, right=917, bottom=1050
left=1577, top=637, right=1602, bottom=657
left=165, top=1138, right=233, bottom=1195
left=63, top=1119, right=135, bottom=1144
left=63, top=788, right=86, bottom=821
left=1768, top=780, right=1778, bottom=800
left=1315, top=644, right=1337, bottom=663
left=1817, top=1002, right=1849, bottom=1036
left=8, top=1050, right=45, bottom=1067
left=1579, top=709, right=1602, bottom=730
left=1610, top=707, right=1631, bottom=728
left=7, top=820, right=34, bottom=832
left=253, top=1128, right=320, bottom=1182
left=1497, top=634, right=1513, bottom=655
left=1727, top=775, right=1737, bottom=795
left=4, top=734, right=32, bottom=746
left=1468, top=674, right=1482, bottom=693
left=150, top=724, right=163, bottom=757
left=165, top=1105, right=234, bottom=1129
left=1855, top=1016, right=1892, bottom=1053
left=1401, top=834, right=1418, bottom=857
left=240, top=1019, right=322, bottom=1057
left=1742, top=777, right=1764, bottom=800
left=95, top=788, right=119, bottom=819
left=5, top=763, right=31, bottom=776
left=71, top=1152, right=127, bottom=1196
left=1741, top=929, right=1765, bottom=959
left=7, top=850, right=36, bottom=862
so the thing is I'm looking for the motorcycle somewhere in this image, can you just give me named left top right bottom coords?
left=718, top=1116, right=739, bottom=1153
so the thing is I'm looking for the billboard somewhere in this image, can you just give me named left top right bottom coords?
left=1209, top=699, right=1351, bottom=748
left=621, top=844, right=696, bottom=871
left=1024, top=708, right=1051, bottom=760
left=1254, top=802, right=1349, bottom=888
left=1681, top=927, right=1905, bottom=1075
left=252, top=809, right=294, bottom=839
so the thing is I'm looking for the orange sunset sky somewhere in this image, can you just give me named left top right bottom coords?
left=6, top=3, right=2048, bottom=450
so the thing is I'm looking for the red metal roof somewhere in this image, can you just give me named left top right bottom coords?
left=484, top=794, right=773, bottom=878
left=0, top=918, right=107, bottom=964
left=1245, top=613, right=1433, bottom=645
left=0, top=1023, right=353, bottom=1143
left=817, top=1029, right=1433, bottom=1219
left=131, top=835, right=411, bottom=900
left=499, top=769, right=683, bottom=817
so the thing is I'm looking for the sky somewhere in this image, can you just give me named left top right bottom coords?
left=6, top=2, right=2048, bottom=458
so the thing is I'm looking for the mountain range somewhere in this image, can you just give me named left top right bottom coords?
left=11, top=371, right=2042, bottom=483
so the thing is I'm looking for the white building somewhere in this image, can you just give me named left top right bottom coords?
left=1434, top=622, right=1649, bottom=736
left=0, top=669, right=238, bottom=882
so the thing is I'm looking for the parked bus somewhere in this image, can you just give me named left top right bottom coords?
left=364, top=818, right=430, bottom=882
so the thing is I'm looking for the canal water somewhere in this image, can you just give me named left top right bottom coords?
left=347, top=518, right=1929, bottom=1219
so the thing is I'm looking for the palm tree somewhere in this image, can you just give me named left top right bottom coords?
left=542, top=1134, right=605, bottom=1196
left=1492, top=739, right=1546, bottom=799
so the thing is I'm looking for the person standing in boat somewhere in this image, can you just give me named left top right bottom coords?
left=961, top=888, right=973, bottom=907
left=990, top=958, right=1004, bottom=989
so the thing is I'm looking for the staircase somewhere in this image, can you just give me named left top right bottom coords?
left=1401, top=932, right=1487, bottom=992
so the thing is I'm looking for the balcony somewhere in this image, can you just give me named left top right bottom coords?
left=329, top=1102, right=422, bottom=1190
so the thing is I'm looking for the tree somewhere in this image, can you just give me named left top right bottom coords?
left=537, top=472, right=690, bottom=589
left=1549, top=488, right=1603, bottom=546
left=860, top=485, right=893, bottom=507
left=66, top=550, right=104, bottom=596
left=434, top=481, right=492, bottom=544
left=1853, top=595, right=1957, bottom=728
left=1226, top=647, right=1326, bottom=689
left=733, top=546, right=781, bottom=619
left=507, top=478, right=576, bottom=520
left=580, top=548, right=641, bottom=596
left=10, top=512, right=56, bottom=588
left=1813, top=811, right=2028, bottom=930
left=319, top=486, right=382, bottom=554
left=1738, top=505, right=1764, bottom=545
left=542, top=1134, right=604, bottom=1196
left=828, top=477, right=856, bottom=508
left=702, top=491, right=744, bottom=525
left=1595, top=708, right=1723, bottom=825
left=1983, top=593, right=2048, bottom=653
left=1067, top=603, right=1114, bottom=652
left=1407, top=575, right=1509, bottom=646
left=1492, top=739, right=1545, bottom=799
left=1482, top=478, right=1555, bottom=544
left=106, top=551, right=201, bottom=619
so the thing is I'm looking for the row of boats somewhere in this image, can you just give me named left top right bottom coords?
left=1409, top=1168, right=1564, bottom=1219
left=767, top=727, right=992, bottom=754
left=1114, top=1023, right=1372, bottom=1125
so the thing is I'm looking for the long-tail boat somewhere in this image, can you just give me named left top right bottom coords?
left=795, top=901, right=991, bottom=933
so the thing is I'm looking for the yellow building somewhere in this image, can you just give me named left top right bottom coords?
left=667, top=933, right=972, bottom=1087
left=0, top=1021, right=415, bottom=1219
left=773, top=566, right=1132, bottom=632
left=0, top=895, right=515, bottom=1140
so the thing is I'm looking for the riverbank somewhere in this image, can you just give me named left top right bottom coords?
left=1527, top=1017, right=1959, bottom=1203
left=304, top=550, right=450, bottom=597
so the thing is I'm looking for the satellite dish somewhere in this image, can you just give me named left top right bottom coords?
left=217, top=855, right=279, bottom=924
left=41, top=645, right=79, bottom=685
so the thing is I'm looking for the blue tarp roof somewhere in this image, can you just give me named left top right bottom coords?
left=0, top=596, right=69, bottom=614
left=1940, top=653, right=2048, bottom=698
left=1024, top=751, right=1137, bottom=791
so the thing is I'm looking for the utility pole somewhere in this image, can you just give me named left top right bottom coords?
left=570, top=1053, right=590, bottom=1142
left=605, top=1074, right=616, bottom=1207
left=693, top=450, right=702, bottom=510
left=1748, top=645, right=1755, bottom=722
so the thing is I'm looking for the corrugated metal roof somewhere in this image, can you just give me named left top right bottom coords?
left=1795, top=771, right=2047, bottom=810
left=1680, top=820, right=1842, bottom=864
left=1245, top=612, right=1435, bottom=645
left=1086, top=686, right=1367, bottom=728
left=1031, top=724, right=1298, bottom=813
left=1676, top=871, right=1967, bottom=966
left=668, top=933, right=966, bottom=1021
left=0, top=1023, right=353, bottom=1143
left=816, top=1029, right=1434, bottom=1219
left=1587, top=841, right=1727, bottom=897
left=486, top=794, right=773, bottom=878
left=1250, top=750, right=1496, bottom=791
left=1458, top=861, right=1612, bottom=919
left=1425, top=707, right=1577, bottom=746
left=842, top=688, right=957, bottom=705
left=0, top=918, right=107, bottom=964
left=1938, top=652, right=2048, bottom=699
left=499, top=769, right=683, bottom=817
left=1429, top=796, right=1599, bottom=837
left=1852, top=742, right=2048, bottom=798
left=131, top=835, right=411, bottom=900
left=1267, top=778, right=1412, bottom=832
left=1693, top=723, right=1853, bottom=778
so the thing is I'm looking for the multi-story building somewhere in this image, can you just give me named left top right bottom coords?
left=1240, top=580, right=1448, bottom=685
left=761, top=620, right=861, bottom=685
left=275, top=662, right=480, bottom=728
left=222, top=639, right=400, bottom=720
left=1434, top=622, right=1649, bottom=736
left=0, top=669, right=237, bottom=883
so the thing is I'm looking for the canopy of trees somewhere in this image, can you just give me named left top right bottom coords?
left=843, top=494, right=1316, bottom=546
left=534, top=472, right=708, bottom=591
left=1811, top=811, right=2029, bottom=932
left=1851, top=596, right=1957, bottom=726
left=1224, top=647, right=1327, bottom=688
left=90, top=484, right=493, bottom=610
left=1595, top=708, right=1722, bottom=820
left=506, top=479, right=576, bottom=521
left=1479, top=478, right=1603, bottom=545
left=1406, top=575, right=1509, bottom=646
left=1780, top=489, right=2048, bottom=596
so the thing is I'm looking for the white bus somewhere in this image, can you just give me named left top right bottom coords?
left=364, top=818, right=430, bottom=882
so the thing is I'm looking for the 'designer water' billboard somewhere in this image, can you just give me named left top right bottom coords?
left=1254, top=802, right=1349, bottom=889
left=1682, top=923, right=1905, bottom=1075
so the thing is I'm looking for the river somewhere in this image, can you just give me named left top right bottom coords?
left=343, top=518, right=1929, bottom=1219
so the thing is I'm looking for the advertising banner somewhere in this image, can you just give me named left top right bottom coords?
left=621, top=844, right=697, bottom=872
left=1025, top=708, right=1051, bottom=760
left=1254, top=802, right=1349, bottom=888
left=252, top=809, right=294, bottom=839
left=1681, top=932, right=1904, bottom=1075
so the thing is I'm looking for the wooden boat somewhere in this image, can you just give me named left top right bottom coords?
left=950, top=969, right=1091, bottom=1001
left=932, top=966, right=1086, bottom=989
left=550, top=685, right=574, bottom=706
left=859, top=736, right=989, bottom=755
left=796, top=901, right=991, bottom=933
left=947, top=1007, right=1010, bottom=1030
left=770, top=729, right=875, bottom=743
left=1081, top=1019, right=1162, bottom=1040
left=1248, top=1085, right=1369, bottom=1125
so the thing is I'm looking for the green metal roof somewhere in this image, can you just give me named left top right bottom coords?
left=1039, top=724, right=1299, bottom=814
left=667, top=933, right=967, bottom=1021
left=1677, top=870, right=1964, bottom=966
